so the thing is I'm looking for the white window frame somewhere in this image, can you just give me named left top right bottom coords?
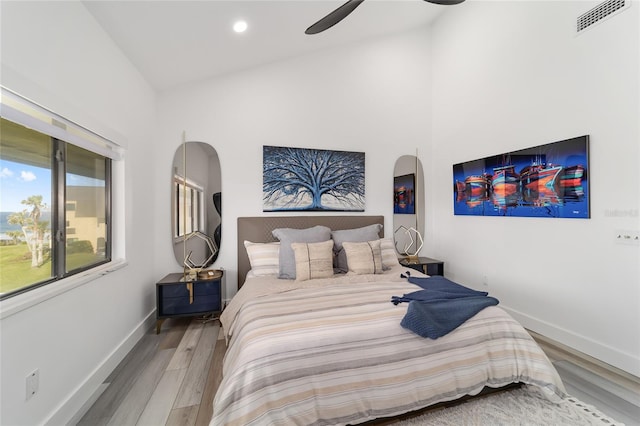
left=0, top=87, right=127, bottom=319
left=173, top=174, right=205, bottom=240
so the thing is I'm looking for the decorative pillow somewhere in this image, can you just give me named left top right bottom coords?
left=342, top=240, right=384, bottom=275
left=291, top=240, right=334, bottom=282
left=380, top=238, right=400, bottom=270
left=272, top=225, right=332, bottom=279
left=244, top=241, right=280, bottom=276
left=331, top=224, right=383, bottom=273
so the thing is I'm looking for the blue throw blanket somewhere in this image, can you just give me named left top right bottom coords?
left=392, top=275, right=499, bottom=339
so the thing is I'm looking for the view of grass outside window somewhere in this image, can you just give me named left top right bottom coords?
left=0, top=117, right=111, bottom=298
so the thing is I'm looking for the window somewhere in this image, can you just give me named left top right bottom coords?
left=174, top=176, right=204, bottom=238
left=64, top=143, right=110, bottom=273
left=0, top=90, right=118, bottom=300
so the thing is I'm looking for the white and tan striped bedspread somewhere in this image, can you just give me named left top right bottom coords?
left=211, top=268, right=565, bottom=425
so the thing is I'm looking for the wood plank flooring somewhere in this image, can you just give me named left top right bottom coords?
left=529, top=330, right=640, bottom=426
left=77, top=317, right=225, bottom=426
left=78, top=318, right=640, bottom=426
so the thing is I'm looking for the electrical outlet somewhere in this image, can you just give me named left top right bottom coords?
left=26, top=369, right=39, bottom=401
left=614, top=230, right=640, bottom=245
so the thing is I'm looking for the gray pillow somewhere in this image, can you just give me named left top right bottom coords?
left=331, top=224, right=383, bottom=273
left=272, top=225, right=331, bottom=279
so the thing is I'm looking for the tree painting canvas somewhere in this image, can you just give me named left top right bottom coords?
left=263, top=146, right=365, bottom=212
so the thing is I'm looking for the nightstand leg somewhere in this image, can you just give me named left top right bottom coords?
left=156, top=319, right=165, bottom=334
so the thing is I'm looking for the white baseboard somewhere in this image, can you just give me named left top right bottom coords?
left=44, top=310, right=156, bottom=426
left=502, top=305, right=640, bottom=378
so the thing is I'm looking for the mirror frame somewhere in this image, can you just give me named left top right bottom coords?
left=171, top=141, right=221, bottom=269
left=393, top=154, right=424, bottom=257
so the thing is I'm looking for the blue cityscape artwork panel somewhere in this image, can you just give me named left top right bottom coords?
left=453, top=135, right=590, bottom=218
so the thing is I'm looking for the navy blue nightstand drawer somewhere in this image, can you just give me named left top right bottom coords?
left=160, top=281, right=220, bottom=298
left=157, top=281, right=221, bottom=317
left=161, top=293, right=221, bottom=316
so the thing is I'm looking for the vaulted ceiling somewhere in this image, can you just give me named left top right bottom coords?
left=83, top=0, right=449, bottom=92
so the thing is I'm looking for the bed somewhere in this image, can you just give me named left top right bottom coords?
left=210, top=216, right=566, bottom=425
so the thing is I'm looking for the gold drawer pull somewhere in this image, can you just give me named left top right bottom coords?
left=186, top=282, right=194, bottom=304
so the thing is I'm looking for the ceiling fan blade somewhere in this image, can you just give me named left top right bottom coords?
left=305, top=0, right=366, bottom=35
left=424, top=0, right=466, bottom=5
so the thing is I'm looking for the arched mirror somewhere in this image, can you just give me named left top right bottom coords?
left=171, top=142, right=221, bottom=269
left=393, top=154, right=424, bottom=259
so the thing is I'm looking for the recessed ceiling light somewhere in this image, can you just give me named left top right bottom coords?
left=233, top=20, right=248, bottom=33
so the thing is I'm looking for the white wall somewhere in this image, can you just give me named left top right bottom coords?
left=1, top=2, right=637, bottom=424
left=429, top=1, right=639, bottom=375
left=154, top=29, right=435, bottom=295
left=0, top=2, right=157, bottom=425
left=155, top=1, right=639, bottom=377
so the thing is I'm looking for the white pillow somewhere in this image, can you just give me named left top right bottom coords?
left=342, top=240, right=384, bottom=275
left=380, top=238, right=400, bottom=269
left=244, top=240, right=280, bottom=276
left=291, top=240, right=334, bottom=282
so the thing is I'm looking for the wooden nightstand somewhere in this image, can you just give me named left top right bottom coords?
left=399, top=257, right=444, bottom=276
left=156, top=271, right=223, bottom=333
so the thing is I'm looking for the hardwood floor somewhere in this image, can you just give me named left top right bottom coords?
left=77, top=317, right=226, bottom=426
left=77, top=318, right=640, bottom=426
left=530, top=330, right=640, bottom=426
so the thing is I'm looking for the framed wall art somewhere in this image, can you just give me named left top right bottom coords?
left=453, top=135, right=590, bottom=218
left=263, top=146, right=365, bottom=212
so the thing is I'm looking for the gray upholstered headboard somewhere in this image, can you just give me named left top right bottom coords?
left=237, top=215, right=384, bottom=288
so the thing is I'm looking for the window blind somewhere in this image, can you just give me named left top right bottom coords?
left=0, top=87, right=124, bottom=161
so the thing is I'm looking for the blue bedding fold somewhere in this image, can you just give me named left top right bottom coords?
left=392, top=275, right=499, bottom=339
left=409, top=275, right=489, bottom=294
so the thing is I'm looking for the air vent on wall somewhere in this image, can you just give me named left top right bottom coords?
left=577, top=0, right=629, bottom=33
